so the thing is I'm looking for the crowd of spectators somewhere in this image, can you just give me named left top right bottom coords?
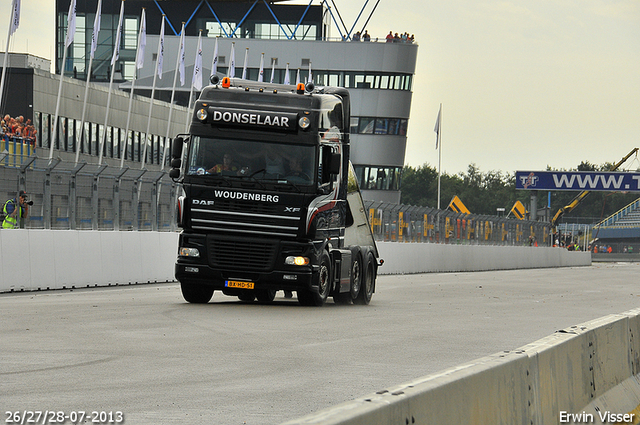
left=349, top=30, right=415, bottom=43
left=385, top=31, right=415, bottom=43
left=1, top=114, right=37, bottom=147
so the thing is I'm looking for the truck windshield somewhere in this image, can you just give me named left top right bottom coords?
left=187, top=136, right=316, bottom=186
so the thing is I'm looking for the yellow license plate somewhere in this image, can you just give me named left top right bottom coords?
left=225, top=280, right=254, bottom=289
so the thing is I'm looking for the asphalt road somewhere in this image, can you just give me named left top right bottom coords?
left=2, top=262, right=640, bottom=425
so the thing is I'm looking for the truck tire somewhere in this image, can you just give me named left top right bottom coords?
left=354, top=253, right=375, bottom=305
left=180, top=281, right=214, bottom=304
left=256, top=289, right=276, bottom=303
left=298, top=251, right=331, bottom=306
left=238, top=291, right=255, bottom=302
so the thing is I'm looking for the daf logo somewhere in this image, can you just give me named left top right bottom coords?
left=285, top=207, right=300, bottom=213
left=192, top=199, right=215, bottom=206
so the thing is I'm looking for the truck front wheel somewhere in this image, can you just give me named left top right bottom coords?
left=298, top=251, right=331, bottom=306
left=354, top=253, right=375, bottom=305
left=180, top=281, right=214, bottom=304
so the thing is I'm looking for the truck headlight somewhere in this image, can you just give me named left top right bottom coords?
left=285, top=256, right=309, bottom=266
left=298, top=116, right=310, bottom=129
left=196, top=108, right=208, bottom=122
left=179, top=247, right=200, bottom=257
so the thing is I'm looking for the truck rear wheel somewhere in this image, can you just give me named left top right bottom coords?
left=350, top=254, right=362, bottom=300
left=298, top=251, right=331, bottom=306
left=180, top=281, right=214, bottom=304
left=354, top=254, right=375, bottom=305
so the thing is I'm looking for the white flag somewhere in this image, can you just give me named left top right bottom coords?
left=65, top=0, right=77, bottom=48
left=295, top=68, right=300, bottom=85
left=241, top=48, right=248, bottom=80
left=210, top=37, right=218, bottom=77
left=283, top=62, right=290, bottom=85
left=434, top=104, right=441, bottom=149
left=228, top=43, right=235, bottom=78
left=9, top=0, right=20, bottom=36
left=308, top=61, right=312, bottom=84
left=269, top=58, right=275, bottom=83
left=135, top=9, right=146, bottom=69
left=90, top=0, right=102, bottom=59
left=110, top=0, right=125, bottom=66
left=157, top=17, right=165, bottom=78
left=257, top=53, right=264, bottom=82
left=192, top=32, right=203, bottom=90
left=178, top=25, right=185, bottom=86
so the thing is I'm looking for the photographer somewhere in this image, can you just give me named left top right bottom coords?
left=2, top=191, right=32, bottom=229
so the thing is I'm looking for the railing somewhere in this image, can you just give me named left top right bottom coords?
left=364, top=200, right=551, bottom=246
left=0, top=150, right=176, bottom=231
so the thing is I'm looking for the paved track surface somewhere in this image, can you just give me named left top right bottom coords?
left=2, top=262, right=640, bottom=424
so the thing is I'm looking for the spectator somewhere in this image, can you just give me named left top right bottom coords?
left=363, top=30, right=371, bottom=42
left=352, top=31, right=361, bottom=42
left=386, top=31, right=394, bottom=42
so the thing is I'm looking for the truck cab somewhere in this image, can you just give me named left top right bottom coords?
left=170, top=77, right=380, bottom=306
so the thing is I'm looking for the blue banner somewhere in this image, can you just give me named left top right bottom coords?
left=516, top=171, right=640, bottom=192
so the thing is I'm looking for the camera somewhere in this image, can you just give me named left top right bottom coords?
left=26, top=200, right=33, bottom=206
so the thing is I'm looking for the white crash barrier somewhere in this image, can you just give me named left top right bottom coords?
left=376, top=242, right=591, bottom=274
left=0, top=230, right=179, bottom=292
left=0, top=231, right=590, bottom=292
left=281, top=308, right=640, bottom=425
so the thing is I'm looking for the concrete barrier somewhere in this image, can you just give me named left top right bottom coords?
left=0, top=230, right=178, bottom=292
left=376, top=242, right=591, bottom=274
left=0, top=231, right=590, bottom=292
left=281, top=309, right=640, bottom=425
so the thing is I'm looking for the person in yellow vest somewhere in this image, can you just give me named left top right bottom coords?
left=2, top=191, right=30, bottom=229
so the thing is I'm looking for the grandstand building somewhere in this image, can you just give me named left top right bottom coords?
left=1, top=1, right=417, bottom=204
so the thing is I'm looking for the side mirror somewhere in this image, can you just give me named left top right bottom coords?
left=171, top=158, right=181, bottom=169
left=171, top=137, right=184, bottom=160
left=169, top=168, right=181, bottom=179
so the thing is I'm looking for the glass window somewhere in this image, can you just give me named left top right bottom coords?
left=350, top=117, right=359, bottom=134
left=380, top=75, right=389, bottom=89
left=375, top=119, right=389, bottom=134
left=394, top=75, right=402, bottom=90
left=358, top=117, right=375, bottom=134
left=124, top=18, right=138, bottom=49
left=399, top=119, right=408, bottom=136
left=328, top=73, right=340, bottom=87
left=187, top=136, right=317, bottom=186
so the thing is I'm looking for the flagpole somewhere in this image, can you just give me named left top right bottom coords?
left=75, top=0, right=102, bottom=165
left=50, top=0, right=76, bottom=161
left=436, top=103, right=442, bottom=210
left=120, top=8, right=146, bottom=168
left=241, top=47, right=248, bottom=80
left=0, top=0, right=20, bottom=114
left=98, top=0, right=124, bottom=166
left=142, top=15, right=164, bottom=170
left=184, top=29, right=202, bottom=132
left=257, top=53, right=264, bottom=82
left=161, top=22, right=185, bottom=170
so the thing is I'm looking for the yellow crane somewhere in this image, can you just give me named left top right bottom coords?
left=550, top=148, right=639, bottom=233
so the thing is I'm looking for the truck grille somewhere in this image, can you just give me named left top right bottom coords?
left=190, top=202, right=301, bottom=238
left=207, top=237, right=277, bottom=272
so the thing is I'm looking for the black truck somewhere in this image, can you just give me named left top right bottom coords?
left=170, top=77, right=380, bottom=306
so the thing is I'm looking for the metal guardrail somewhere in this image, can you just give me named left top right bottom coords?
left=364, top=200, right=551, bottom=246
left=1, top=144, right=176, bottom=231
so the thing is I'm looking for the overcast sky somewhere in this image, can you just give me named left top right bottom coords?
left=3, top=0, right=639, bottom=175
